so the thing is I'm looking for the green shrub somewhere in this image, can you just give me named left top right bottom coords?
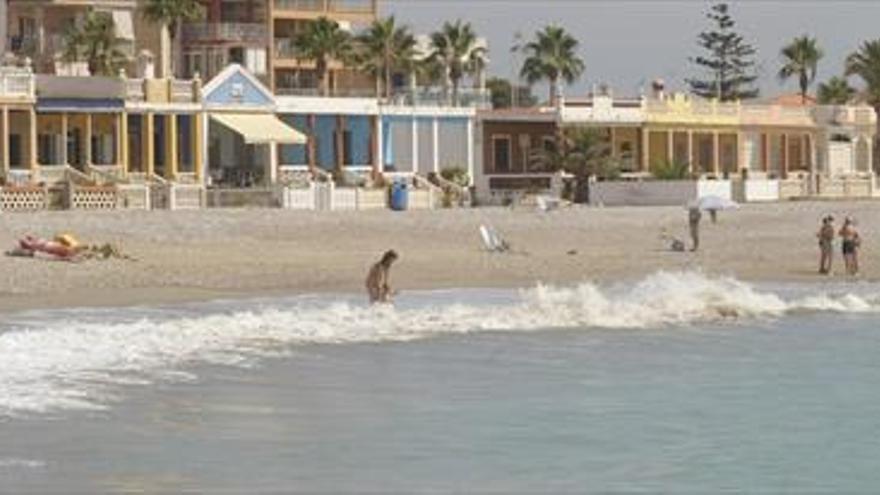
left=651, top=160, right=691, bottom=181
left=440, top=167, right=470, bottom=187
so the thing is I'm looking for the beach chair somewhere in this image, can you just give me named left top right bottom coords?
left=479, top=224, right=510, bottom=253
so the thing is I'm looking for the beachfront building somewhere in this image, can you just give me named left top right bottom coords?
left=0, top=58, right=206, bottom=211
left=474, top=106, right=560, bottom=203
left=181, top=0, right=378, bottom=94
left=475, top=83, right=878, bottom=204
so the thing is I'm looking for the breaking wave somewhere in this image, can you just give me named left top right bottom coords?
left=0, top=271, right=878, bottom=416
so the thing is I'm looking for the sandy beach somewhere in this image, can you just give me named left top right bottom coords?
left=1, top=201, right=878, bottom=312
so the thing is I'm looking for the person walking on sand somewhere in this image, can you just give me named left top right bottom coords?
left=839, top=217, right=861, bottom=276
left=366, top=250, right=399, bottom=304
left=688, top=206, right=702, bottom=252
left=817, top=215, right=835, bottom=275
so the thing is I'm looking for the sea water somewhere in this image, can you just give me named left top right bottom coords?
left=1, top=272, right=880, bottom=493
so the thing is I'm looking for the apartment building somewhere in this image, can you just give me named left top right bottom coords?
left=180, top=0, right=376, bottom=95
left=5, top=0, right=140, bottom=75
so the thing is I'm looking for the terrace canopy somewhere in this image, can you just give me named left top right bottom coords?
left=210, top=113, right=306, bottom=145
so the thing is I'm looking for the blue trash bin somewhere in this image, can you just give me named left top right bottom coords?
left=390, top=180, right=409, bottom=211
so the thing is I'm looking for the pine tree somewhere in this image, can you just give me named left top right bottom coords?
left=687, top=3, right=759, bottom=101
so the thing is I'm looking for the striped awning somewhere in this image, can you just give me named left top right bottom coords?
left=211, top=113, right=307, bottom=144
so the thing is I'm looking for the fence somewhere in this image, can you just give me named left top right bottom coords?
left=0, top=186, right=48, bottom=212
left=69, top=186, right=117, bottom=210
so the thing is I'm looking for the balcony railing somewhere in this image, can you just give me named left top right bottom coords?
left=274, top=0, right=326, bottom=11
left=274, top=0, right=375, bottom=14
left=275, top=86, right=376, bottom=97
left=273, top=85, right=491, bottom=107
left=388, top=87, right=491, bottom=109
left=182, top=23, right=268, bottom=44
left=274, top=38, right=297, bottom=59
left=329, top=0, right=375, bottom=13
left=0, top=67, right=36, bottom=99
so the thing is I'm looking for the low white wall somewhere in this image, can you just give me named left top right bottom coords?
left=734, top=179, right=779, bottom=203
left=696, top=180, right=733, bottom=200
left=589, top=180, right=732, bottom=207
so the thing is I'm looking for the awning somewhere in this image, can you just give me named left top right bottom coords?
left=211, top=113, right=307, bottom=145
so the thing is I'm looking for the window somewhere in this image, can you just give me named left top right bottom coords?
left=229, top=47, right=245, bottom=65
left=492, top=136, right=511, bottom=173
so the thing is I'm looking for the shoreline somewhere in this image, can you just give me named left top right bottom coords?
left=0, top=263, right=872, bottom=315
left=1, top=203, right=878, bottom=314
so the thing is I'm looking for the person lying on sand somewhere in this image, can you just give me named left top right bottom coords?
left=6, top=235, right=136, bottom=262
left=11, top=235, right=86, bottom=261
left=366, top=250, right=399, bottom=304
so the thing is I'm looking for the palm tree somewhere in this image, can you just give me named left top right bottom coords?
left=846, top=40, right=880, bottom=110
left=531, top=127, right=614, bottom=202
left=427, top=20, right=487, bottom=105
left=778, top=35, right=823, bottom=104
left=520, top=25, right=585, bottom=107
left=355, top=17, right=416, bottom=99
left=143, top=0, right=202, bottom=78
left=62, top=11, right=128, bottom=77
left=294, top=17, right=353, bottom=97
left=846, top=39, right=880, bottom=170
left=817, top=76, right=856, bottom=105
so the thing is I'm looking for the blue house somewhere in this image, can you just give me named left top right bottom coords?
left=202, top=65, right=306, bottom=187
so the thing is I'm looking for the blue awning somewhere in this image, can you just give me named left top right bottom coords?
left=36, top=98, right=125, bottom=113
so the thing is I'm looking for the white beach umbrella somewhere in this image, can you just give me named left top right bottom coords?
left=688, top=195, right=740, bottom=211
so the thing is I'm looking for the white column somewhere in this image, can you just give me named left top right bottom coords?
left=713, top=131, right=720, bottom=175
left=466, top=118, right=475, bottom=186
left=432, top=117, right=440, bottom=173
left=376, top=116, right=384, bottom=173
left=687, top=130, right=694, bottom=172
left=609, top=127, right=617, bottom=161
left=268, top=141, right=278, bottom=184
left=411, top=117, right=419, bottom=174
left=60, top=113, right=69, bottom=166
left=1, top=106, right=9, bottom=175
left=85, top=113, right=93, bottom=166
left=201, top=112, right=210, bottom=185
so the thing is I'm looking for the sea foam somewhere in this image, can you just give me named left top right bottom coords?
left=0, top=271, right=877, bottom=416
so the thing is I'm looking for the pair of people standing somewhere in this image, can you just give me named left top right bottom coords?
left=817, top=216, right=861, bottom=276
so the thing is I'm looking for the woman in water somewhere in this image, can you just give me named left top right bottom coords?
left=839, top=217, right=861, bottom=276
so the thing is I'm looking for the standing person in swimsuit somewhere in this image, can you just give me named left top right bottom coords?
left=816, top=215, right=835, bottom=275
left=688, top=207, right=702, bottom=252
left=839, top=217, right=861, bottom=276
left=365, top=250, right=399, bottom=304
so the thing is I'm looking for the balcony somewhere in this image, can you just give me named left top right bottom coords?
left=182, top=23, right=268, bottom=45
left=273, top=0, right=376, bottom=17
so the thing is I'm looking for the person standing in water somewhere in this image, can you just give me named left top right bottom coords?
left=366, top=250, right=399, bottom=303
left=817, top=215, right=835, bottom=275
left=839, top=217, right=861, bottom=276
left=688, top=206, right=702, bottom=252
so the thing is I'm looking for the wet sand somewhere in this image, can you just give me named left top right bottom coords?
left=1, top=201, right=877, bottom=312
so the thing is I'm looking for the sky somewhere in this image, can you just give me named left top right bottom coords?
left=383, top=0, right=880, bottom=100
